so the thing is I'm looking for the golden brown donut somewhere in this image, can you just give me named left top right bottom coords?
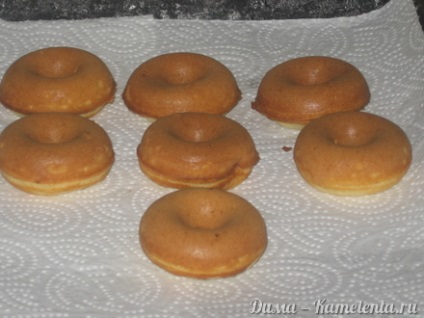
left=0, top=113, right=115, bottom=195
left=122, top=52, right=241, bottom=119
left=139, top=188, right=268, bottom=279
left=252, top=56, right=370, bottom=129
left=293, top=111, right=412, bottom=196
left=137, top=112, right=259, bottom=189
left=0, top=47, right=116, bottom=117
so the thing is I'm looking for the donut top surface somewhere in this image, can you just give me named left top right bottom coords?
left=0, top=47, right=116, bottom=117
left=0, top=113, right=115, bottom=185
left=252, top=56, right=371, bottom=126
left=137, top=112, right=260, bottom=188
left=139, top=188, right=268, bottom=278
left=293, top=111, right=412, bottom=195
left=122, top=52, right=241, bottom=118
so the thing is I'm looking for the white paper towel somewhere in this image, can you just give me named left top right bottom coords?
left=0, top=1, right=423, bottom=317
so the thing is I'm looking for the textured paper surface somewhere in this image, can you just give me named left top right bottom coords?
left=0, top=1, right=423, bottom=317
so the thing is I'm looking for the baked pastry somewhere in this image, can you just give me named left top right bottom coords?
left=252, top=56, right=370, bottom=128
left=139, top=188, right=268, bottom=279
left=0, top=113, right=115, bottom=195
left=293, top=111, right=412, bottom=195
left=0, top=47, right=116, bottom=117
left=137, top=112, right=259, bottom=189
left=123, top=52, right=241, bottom=119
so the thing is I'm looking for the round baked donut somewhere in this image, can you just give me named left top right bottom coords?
left=0, top=47, right=116, bottom=117
left=252, top=56, right=370, bottom=129
left=137, top=112, right=259, bottom=189
left=123, top=52, right=241, bottom=119
left=139, top=188, right=268, bottom=279
left=0, top=113, right=115, bottom=195
left=293, top=111, right=412, bottom=196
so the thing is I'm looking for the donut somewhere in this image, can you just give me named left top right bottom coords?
left=139, top=188, right=268, bottom=279
left=252, top=56, right=370, bottom=129
left=137, top=112, right=259, bottom=189
left=0, top=113, right=115, bottom=195
left=293, top=111, right=412, bottom=196
left=122, top=52, right=241, bottom=119
left=0, top=47, right=116, bottom=117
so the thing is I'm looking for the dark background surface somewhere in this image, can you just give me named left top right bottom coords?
left=0, top=0, right=423, bottom=31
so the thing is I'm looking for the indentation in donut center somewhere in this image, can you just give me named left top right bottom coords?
left=33, top=60, right=80, bottom=79
left=178, top=207, right=229, bottom=230
left=289, top=66, right=347, bottom=86
left=27, top=127, right=81, bottom=144
left=162, top=65, right=206, bottom=85
left=177, top=130, right=216, bottom=143
left=171, top=123, right=225, bottom=143
left=330, top=125, right=377, bottom=147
